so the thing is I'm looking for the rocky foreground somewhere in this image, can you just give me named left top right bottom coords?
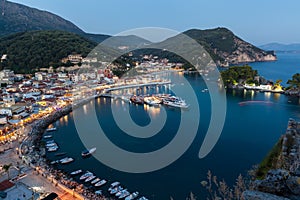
left=242, top=119, right=300, bottom=200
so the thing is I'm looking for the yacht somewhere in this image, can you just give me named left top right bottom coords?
left=95, top=179, right=107, bottom=187
left=130, top=95, right=144, bottom=105
left=162, top=96, right=189, bottom=109
left=163, top=100, right=189, bottom=109
left=70, top=169, right=82, bottom=176
left=91, top=178, right=101, bottom=184
left=143, top=96, right=161, bottom=106
left=81, top=147, right=96, bottom=157
left=125, top=192, right=139, bottom=200
left=79, top=171, right=93, bottom=180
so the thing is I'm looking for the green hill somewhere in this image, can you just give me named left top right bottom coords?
left=0, top=1, right=84, bottom=36
left=180, top=28, right=276, bottom=66
left=0, top=30, right=97, bottom=73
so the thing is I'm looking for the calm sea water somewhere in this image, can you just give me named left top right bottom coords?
left=46, top=53, right=300, bottom=199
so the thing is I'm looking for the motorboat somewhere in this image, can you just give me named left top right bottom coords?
left=125, top=192, right=139, bottom=200
left=79, top=171, right=93, bottom=180
left=85, top=175, right=96, bottom=182
left=70, top=169, right=82, bottom=175
left=95, top=179, right=107, bottom=187
left=91, top=178, right=101, bottom=184
left=119, top=190, right=130, bottom=199
left=81, top=147, right=96, bottom=157
left=60, top=157, right=74, bottom=164
left=108, top=182, right=120, bottom=191
left=46, top=127, right=57, bottom=132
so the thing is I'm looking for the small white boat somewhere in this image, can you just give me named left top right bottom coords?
left=95, top=190, right=102, bottom=195
left=47, top=147, right=58, bottom=152
left=108, top=182, right=120, bottom=191
left=119, top=190, right=130, bottom=199
left=46, top=143, right=57, bottom=147
left=44, top=135, right=52, bottom=139
left=81, top=147, right=96, bottom=157
left=125, top=192, right=139, bottom=200
left=85, top=175, right=96, bottom=182
left=70, top=169, right=82, bottom=175
left=46, top=127, right=57, bottom=132
left=110, top=186, right=123, bottom=195
left=91, top=178, right=101, bottom=184
left=79, top=171, right=93, bottom=180
left=50, top=160, right=60, bottom=165
left=138, top=197, right=148, bottom=200
left=116, top=189, right=127, bottom=197
left=60, top=157, right=74, bottom=164
left=95, top=179, right=107, bottom=187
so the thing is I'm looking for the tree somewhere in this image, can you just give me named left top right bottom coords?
left=287, top=73, right=300, bottom=89
left=3, top=163, right=12, bottom=179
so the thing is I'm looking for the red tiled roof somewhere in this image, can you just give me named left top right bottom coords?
left=0, top=180, right=15, bottom=191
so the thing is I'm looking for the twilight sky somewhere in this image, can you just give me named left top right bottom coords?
left=9, top=0, right=300, bottom=45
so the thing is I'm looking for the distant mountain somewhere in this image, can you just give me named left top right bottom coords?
left=0, top=1, right=84, bottom=36
left=133, top=28, right=277, bottom=67
left=260, top=43, right=300, bottom=52
left=0, top=2, right=277, bottom=71
left=0, top=1, right=150, bottom=47
left=0, top=30, right=97, bottom=73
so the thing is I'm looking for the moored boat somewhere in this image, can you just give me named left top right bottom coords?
left=130, top=95, right=144, bottom=105
left=43, top=135, right=52, bottom=139
left=95, top=179, right=107, bottom=187
left=110, top=186, right=123, bottom=195
left=125, top=192, right=139, bottom=200
left=108, top=182, right=120, bottom=191
left=60, top=157, right=74, bottom=164
left=47, top=146, right=58, bottom=152
left=50, top=160, right=60, bottom=165
left=138, top=197, right=148, bottom=200
left=46, top=142, right=57, bottom=147
left=95, top=190, right=102, bottom=195
left=70, top=169, right=82, bottom=175
left=46, top=127, right=57, bottom=132
left=143, top=96, right=161, bottom=106
left=55, top=152, right=67, bottom=156
left=91, top=178, right=101, bottom=184
left=79, top=171, right=93, bottom=180
left=119, top=190, right=130, bottom=199
left=116, top=189, right=127, bottom=197
left=85, top=175, right=96, bottom=182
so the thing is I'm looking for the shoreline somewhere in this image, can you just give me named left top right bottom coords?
left=24, top=96, right=107, bottom=200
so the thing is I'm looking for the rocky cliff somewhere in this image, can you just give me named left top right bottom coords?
left=242, top=119, right=300, bottom=200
